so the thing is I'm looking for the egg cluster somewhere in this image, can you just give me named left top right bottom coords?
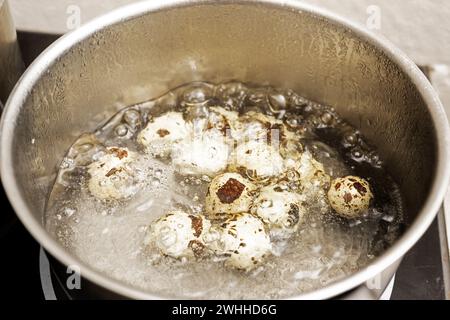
left=86, top=107, right=374, bottom=271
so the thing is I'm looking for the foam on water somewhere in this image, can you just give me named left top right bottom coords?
left=45, top=81, right=403, bottom=299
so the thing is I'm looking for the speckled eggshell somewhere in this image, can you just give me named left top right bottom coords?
left=327, top=176, right=373, bottom=218
left=145, top=210, right=211, bottom=259
left=204, top=173, right=256, bottom=220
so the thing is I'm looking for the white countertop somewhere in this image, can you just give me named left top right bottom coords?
left=8, top=0, right=450, bottom=67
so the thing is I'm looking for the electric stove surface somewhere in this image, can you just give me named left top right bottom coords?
left=0, top=32, right=447, bottom=300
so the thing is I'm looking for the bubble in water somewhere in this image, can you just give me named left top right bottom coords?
left=123, top=110, right=140, bottom=127
left=351, top=148, right=363, bottom=160
left=349, top=219, right=362, bottom=227
left=246, top=91, right=267, bottom=106
left=381, top=214, right=394, bottom=223
left=64, top=208, right=76, bottom=217
left=201, top=175, right=211, bottom=183
left=215, top=82, right=246, bottom=108
left=268, top=92, right=287, bottom=111
left=320, top=112, right=333, bottom=125
left=78, top=143, right=94, bottom=153
left=60, top=157, right=74, bottom=169
left=286, top=117, right=299, bottom=129
left=289, top=93, right=309, bottom=107
left=343, top=131, right=358, bottom=146
left=183, top=87, right=208, bottom=104
left=92, top=150, right=107, bottom=161
left=115, top=124, right=128, bottom=137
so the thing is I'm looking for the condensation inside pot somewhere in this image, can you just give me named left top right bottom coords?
left=44, top=81, right=404, bottom=299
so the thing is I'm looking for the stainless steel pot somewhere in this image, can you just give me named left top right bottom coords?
left=1, top=0, right=449, bottom=299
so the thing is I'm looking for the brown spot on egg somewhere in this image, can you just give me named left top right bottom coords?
left=228, top=230, right=237, bottom=237
left=189, top=215, right=203, bottom=237
left=334, top=182, right=341, bottom=190
left=343, top=192, right=353, bottom=204
left=353, top=181, right=367, bottom=195
left=216, top=178, right=246, bottom=204
left=109, top=147, right=128, bottom=159
left=156, top=129, right=170, bottom=137
left=188, top=240, right=205, bottom=257
left=105, top=167, right=122, bottom=177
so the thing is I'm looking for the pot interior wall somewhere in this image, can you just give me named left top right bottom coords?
left=10, top=2, right=436, bottom=231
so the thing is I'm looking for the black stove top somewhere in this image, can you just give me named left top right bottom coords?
left=0, top=31, right=446, bottom=300
left=0, top=185, right=43, bottom=299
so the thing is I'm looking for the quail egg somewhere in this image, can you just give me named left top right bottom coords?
left=286, top=150, right=331, bottom=190
left=145, top=210, right=212, bottom=259
left=210, top=213, right=272, bottom=271
left=204, top=172, right=256, bottom=220
left=137, top=112, right=191, bottom=156
left=232, top=140, right=284, bottom=178
left=171, top=128, right=230, bottom=176
left=87, top=147, right=141, bottom=200
left=327, top=176, right=373, bottom=218
left=251, top=185, right=306, bottom=238
left=233, top=111, right=285, bottom=144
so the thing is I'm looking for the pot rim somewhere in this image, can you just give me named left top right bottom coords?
left=1, top=0, right=449, bottom=300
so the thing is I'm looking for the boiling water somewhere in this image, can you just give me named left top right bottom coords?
left=45, top=81, right=403, bottom=299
